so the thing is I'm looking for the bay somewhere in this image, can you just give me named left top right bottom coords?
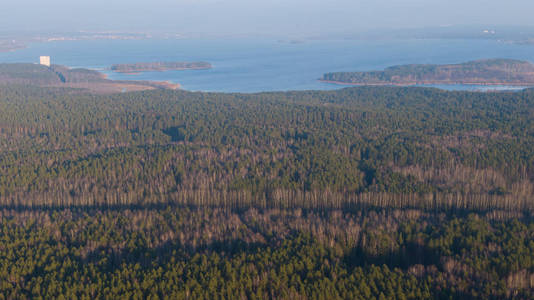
left=0, top=38, right=533, bottom=92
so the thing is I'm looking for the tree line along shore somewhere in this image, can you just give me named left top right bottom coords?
left=322, top=58, right=534, bottom=87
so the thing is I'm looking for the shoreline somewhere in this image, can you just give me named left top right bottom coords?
left=99, top=68, right=180, bottom=91
left=319, top=79, right=534, bottom=87
left=149, top=80, right=181, bottom=90
left=53, top=66, right=182, bottom=93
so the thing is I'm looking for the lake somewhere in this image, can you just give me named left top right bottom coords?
left=1, top=38, right=534, bottom=92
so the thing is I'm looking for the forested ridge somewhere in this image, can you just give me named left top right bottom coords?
left=0, top=64, right=106, bottom=85
left=0, top=64, right=179, bottom=93
left=1, top=84, right=534, bottom=298
left=322, top=59, right=534, bottom=86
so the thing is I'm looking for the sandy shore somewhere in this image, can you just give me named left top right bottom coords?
left=92, top=70, right=181, bottom=93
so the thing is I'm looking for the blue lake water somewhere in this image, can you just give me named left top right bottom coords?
left=1, top=38, right=534, bottom=92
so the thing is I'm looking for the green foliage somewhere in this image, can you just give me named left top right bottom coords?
left=0, top=84, right=533, bottom=298
left=322, top=58, right=534, bottom=85
left=0, top=85, right=533, bottom=209
left=0, top=208, right=533, bottom=299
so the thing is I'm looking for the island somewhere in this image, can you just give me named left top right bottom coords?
left=321, top=59, right=534, bottom=86
left=111, top=61, right=212, bottom=73
left=0, top=63, right=180, bottom=94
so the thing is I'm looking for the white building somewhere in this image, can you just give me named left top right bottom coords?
left=39, top=56, right=51, bottom=67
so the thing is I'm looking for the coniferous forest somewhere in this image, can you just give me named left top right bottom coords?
left=1, top=84, right=534, bottom=298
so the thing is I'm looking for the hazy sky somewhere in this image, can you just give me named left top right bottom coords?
left=2, top=0, right=534, bottom=36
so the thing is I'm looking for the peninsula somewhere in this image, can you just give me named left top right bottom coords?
left=321, top=59, right=534, bottom=86
left=0, top=63, right=180, bottom=94
left=111, top=61, right=212, bottom=73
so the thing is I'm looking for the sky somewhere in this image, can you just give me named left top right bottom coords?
left=2, top=0, right=534, bottom=37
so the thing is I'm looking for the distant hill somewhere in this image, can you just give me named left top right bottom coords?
left=111, top=61, right=212, bottom=73
left=0, top=63, right=180, bottom=93
left=321, top=59, right=534, bottom=86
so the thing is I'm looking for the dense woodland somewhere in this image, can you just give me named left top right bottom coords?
left=1, top=208, right=534, bottom=299
left=0, top=64, right=179, bottom=93
left=1, top=83, right=534, bottom=298
left=322, top=59, right=534, bottom=86
left=0, top=85, right=533, bottom=210
left=0, top=64, right=107, bottom=85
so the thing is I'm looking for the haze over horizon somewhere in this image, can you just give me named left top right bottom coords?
left=2, top=0, right=534, bottom=37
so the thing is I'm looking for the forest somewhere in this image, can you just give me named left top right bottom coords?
left=1, top=84, right=534, bottom=298
left=321, top=58, right=534, bottom=86
left=1, top=207, right=534, bottom=299
left=1, top=85, right=533, bottom=210
left=0, top=63, right=179, bottom=93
